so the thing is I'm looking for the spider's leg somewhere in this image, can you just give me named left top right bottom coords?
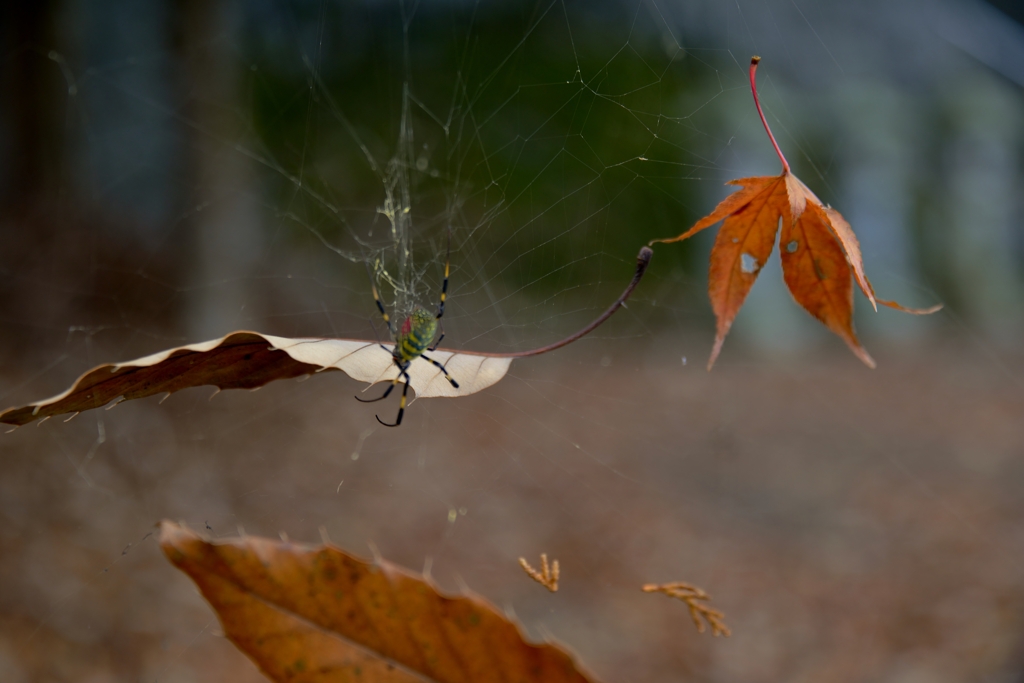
left=436, top=228, right=450, bottom=320
left=370, top=279, right=395, bottom=337
left=421, top=353, right=459, bottom=388
left=427, top=330, right=444, bottom=352
left=376, top=368, right=412, bottom=427
left=354, top=379, right=397, bottom=403
left=355, top=356, right=404, bottom=403
left=367, top=318, right=390, bottom=350
left=368, top=321, right=395, bottom=355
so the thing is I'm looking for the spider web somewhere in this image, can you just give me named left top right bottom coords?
left=1, top=1, right=1024, bottom=682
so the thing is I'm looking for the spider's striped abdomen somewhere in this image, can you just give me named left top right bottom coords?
left=395, top=307, right=438, bottom=362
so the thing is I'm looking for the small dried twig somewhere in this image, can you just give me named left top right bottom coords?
left=519, top=553, right=559, bottom=592
left=643, top=581, right=731, bottom=637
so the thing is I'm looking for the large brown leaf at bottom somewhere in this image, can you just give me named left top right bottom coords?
left=779, top=202, right=875, bottom=368
left=159, top=521, right=599, bottom=683
left=706, top=176, right=788, bottom=369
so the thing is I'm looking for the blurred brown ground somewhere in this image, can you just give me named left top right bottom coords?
left=1, top=335, right=1021, bottom=683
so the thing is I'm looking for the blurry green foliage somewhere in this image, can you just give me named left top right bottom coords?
left=242, top=2, right=724, bottom=295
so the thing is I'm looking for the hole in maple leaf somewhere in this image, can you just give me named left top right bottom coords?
left=786, top=240, right=799, bottom=253
left=740, top=253, right=760, bottom=273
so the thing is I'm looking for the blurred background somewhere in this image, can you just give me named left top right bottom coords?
left=1, top=0, right=1023, bottom=681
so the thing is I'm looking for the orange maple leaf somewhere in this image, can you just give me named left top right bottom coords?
left=653, top=56, right=941, bottom=370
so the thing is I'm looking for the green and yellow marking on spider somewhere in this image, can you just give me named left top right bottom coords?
left=397, top=307, right=437, bottom=362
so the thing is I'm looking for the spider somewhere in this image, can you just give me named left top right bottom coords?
left=355, top=241, right=459, bottom=427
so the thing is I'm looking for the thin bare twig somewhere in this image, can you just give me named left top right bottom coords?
left=643, top=581, right=731, bottom=637
left=519, top=553, right=559, bottom=592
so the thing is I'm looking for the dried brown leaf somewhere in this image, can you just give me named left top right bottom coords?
left=2, top=247, right=652, bottom=428
left=780, top=201, right=875, bottom=368
left=0, top=333, right=512, bottom=427
left=649, top=57, right=941, bottom=369
left=705, top=175, right=789, bottom=368
left=160, top=521, right=598, bottom=683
